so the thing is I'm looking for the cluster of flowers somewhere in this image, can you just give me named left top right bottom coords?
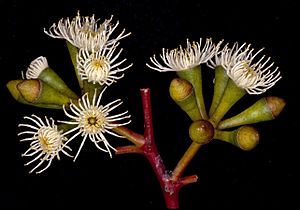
left=7, top=12, right=282, bottom=175
left=11, top=12, right=133, bottom=173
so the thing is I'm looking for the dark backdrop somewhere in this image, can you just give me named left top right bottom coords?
left=1, top=0, right=298, bottom=209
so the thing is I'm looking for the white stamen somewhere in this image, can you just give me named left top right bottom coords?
left=44, top=11, right=131, bottom=51
left=227, top=60, right=281, bottom=94
left=77, top=43, right=132, bottom=85
left=18, top=115, right=72, bottom=174
left=25, top=56, right=49, bottom=79
left=59, top=88, right=131, bottom=160
left=146, top=38, right=223, bottom=71
left=207, top=42, right=255, bottom=69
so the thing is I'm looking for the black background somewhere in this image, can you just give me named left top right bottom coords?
left=1, top=0, right=298, bottom=209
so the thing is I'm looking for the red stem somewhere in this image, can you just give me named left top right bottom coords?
left=141, top=88, right=155, bottom=145
left=116, top=88, right=198, bottom=209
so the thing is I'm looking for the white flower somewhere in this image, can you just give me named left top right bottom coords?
left=59, top=87, right=131, bottom=161
left=24, top=56, right=48, bottom=79
left=207, top=42, right=251, bottom=70
left=18, top=115, right=72, bottom=174
left=44, top=11, right=131, bottom=51
left=227, top=59, right=281, bottom=94
left=146, top=38, right=223, bottom=72
left=207, top=42, right=281, bottom=94
left=77, top=42, right=132, bottom=85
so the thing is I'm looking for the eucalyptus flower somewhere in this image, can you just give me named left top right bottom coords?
left=44, top=11, right=131, bottom=51
left=208, top=42, right=281, bottom=94
left=209, top=48, right=282, bottom=126
left=146, top=38, right=222, bottom=72
left=207, top=42, right=251, bottom=70
left=77, top=42, right=132, bottom=85
left=146, top=38, right=222, bottom=120
left=59, top=88, right=131, bottom=161
left=227, top=58, right=281, bottom=95
left=18, top=115, right=72, bottom=174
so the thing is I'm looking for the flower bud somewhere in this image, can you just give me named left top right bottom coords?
left=169, top=78, right=201, bottom=121
left=218, top=96, right=286, bottom=129
left=17, top=79, right=72, bottom=107
left=6, top=79, right=64, bottom=109
left=266, top=96, right=286, bottom=118
left=39, top=68, right=78, bottom=99
left=214, top=125, right=259, bottom=151
left=189, top=120, right=214, bottom=144
left=6, top=80, right=29, bottom=104
left=177, top=66, right=208, bottom=119
left=236, top=126, right=259, bottom=151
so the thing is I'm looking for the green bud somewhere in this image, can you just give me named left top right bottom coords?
left=236, top=126, right=259, bottom=150
left=218, top=96, right=286, bottom=130
left=17, top=79, right=71, bottom=107
left=214, top=125, right=259, bottom=151
left=169, top=78, right=201, bottom=121
left=38, top=68, right=78, bottom=99
left=6, top=80, right=29, bottom=104
left=177, top=65, right=208, bottom=119
left=17, top=79, right=40, bottom=102
left=6, top=79, right=64, bottom=109
left=189, top=120, right=214, bottom=144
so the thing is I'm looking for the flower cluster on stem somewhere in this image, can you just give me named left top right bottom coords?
left=9, top=12, right=133, bottom=173
left=6, top=11, right=286, bottom=209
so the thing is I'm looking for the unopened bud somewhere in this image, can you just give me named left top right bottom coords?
left=17, top=79, right=71, bottom=107
left=214, top=125, right=259, bottom=151
left=169, top=78, right=201, bottom=121
left=266, top=96, right=286, bottom=118
left=189, top=120, right=214, bottom=144
left=236, top=126, right=259, bottom=151
left=6, top=80, right=29, bottom=104
left=218, top=96, right=286, bottom=130
left=6, top=79, right=65, bottom=109
left=176, top=65, right=208, bottom=119
left=39, top=68, right=78, bottom=99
